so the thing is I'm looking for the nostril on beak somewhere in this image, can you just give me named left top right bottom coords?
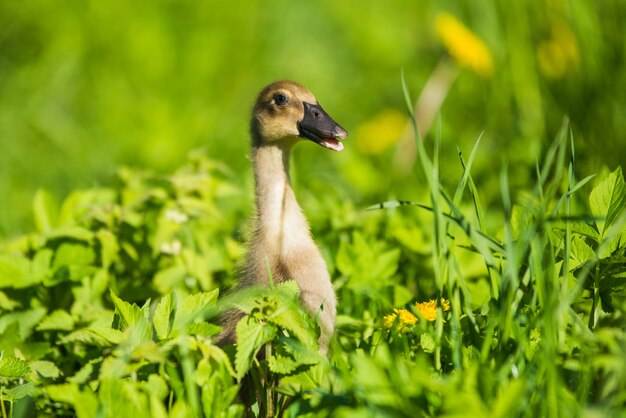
left=335, top=126, right=348, bottom=139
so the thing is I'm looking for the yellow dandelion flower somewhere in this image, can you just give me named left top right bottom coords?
left=414, top=300, right=438, bottom=321
left=440, top=298, right=451, bottom=312
left=384, top=308, right=417, bottom=332
left=435, top=13, right=494, bottom=77
left=384, top=299, right=450, bottom=331
left=396, top=308, right=418, bottom=325
left=414, top=299, right=451, bottom=321
left=384, top=313, right=397, bottom=329
left=356, top=109, right=406, bottom=155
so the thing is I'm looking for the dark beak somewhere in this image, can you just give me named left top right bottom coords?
left=297, top=102, right=348, bottom=151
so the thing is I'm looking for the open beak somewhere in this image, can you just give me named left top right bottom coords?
left=297, top=102, right=348, bottom=151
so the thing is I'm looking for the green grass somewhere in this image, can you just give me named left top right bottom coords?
left=1, top=75, right=625, bottom=417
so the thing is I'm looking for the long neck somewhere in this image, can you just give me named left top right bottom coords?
left=251, top=143, right=312, bottom=250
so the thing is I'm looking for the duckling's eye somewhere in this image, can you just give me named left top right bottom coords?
left=273, top=93, right=288, bottom=106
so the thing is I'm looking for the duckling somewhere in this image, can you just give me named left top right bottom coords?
left=219, top=81, right=347, bottom=353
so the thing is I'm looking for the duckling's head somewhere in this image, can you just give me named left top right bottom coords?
left=251, top=81, right=348, bottom=151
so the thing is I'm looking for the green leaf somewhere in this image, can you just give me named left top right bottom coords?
left=235, top=316, right=276, bottom=380
left=283, top=338, right=323, bottom=366
left=33, top=188, right=58, bottom=233
left=131, top=340, right=166, bottom=363
left=0, top=307, right=47, bottom=339
left=420, top=333, right=436, bottom=353
left=52, top=243, right=96, bottom=270
left=0, top=290, right=20, bottom=311
left=30, top=360, right=62, bottom=379
left=31, top=249, right=53, bottom=283
left=268, top=352, right=299, bottom=375
left=267, top=283, right=317, bottom=347
left=146, top=374, right=169, bottom=400
left=187, top=322, right=221, bottom=337
left=44, top=226, right=94, bottom=242
left=492, top=379, right=527, bottom=418
left=110, top=290, right=144, bottom=329
left=97, top=229, right=120, bottom=269
left=204, top=344, right=237, bottom=379
left=338, top=232, right=401, bottom=294
left=47, top=383, right=98, bottom=418
left=0, top=255, right=34, bottom=288
left=590, top=167, right=626, bottom=236
left=153, top=293, right=173, bottom=340
left=0, top=356, right=30, bottom=378
left=1, top=382, right=34, bottom=401
left=36, top=309, right=75, bottom=331
left=68, top=360, right=98, bottom=384
left=99, top=378, right=151, bottom=418
left=60, top=325, right=123, bottom=347
left=153, top=265, right=186, bottom=294
left=570, top=236, right=595, bottom=270
left=173, top=289, right=219, bottom=331
left=195, top=357, right=213, bottom=386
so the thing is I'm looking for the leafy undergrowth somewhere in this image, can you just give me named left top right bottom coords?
left=2, top=113, right=626, bottom=416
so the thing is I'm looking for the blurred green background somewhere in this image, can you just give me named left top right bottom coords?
left=1, top=0, right=625, bottom=238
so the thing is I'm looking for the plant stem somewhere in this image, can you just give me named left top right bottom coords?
left=266, top=343, right=274, bottom=417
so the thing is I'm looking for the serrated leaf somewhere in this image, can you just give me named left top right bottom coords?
left=267, top=285, right=317, bottom=348
left=60, top=325, right=122, bottom=347
left=570, top=236, right=595, bottom=270
left=235, top=316, right=276, bottom=380
left=110, top=290, right=144, bottom=329
left=153, top=293, right=173, bottom=340
left=269, top=338, right=323, bottom=375
left=37, top=309, right=75, bottom=331
left=590, top=167, right=626, bottom=236
left=0, top=356, right=30, bottom=377
left=173, top=289, right=219, bottom=331
left=551, top=220, right=599, bottom=242
left=268, top=353, right=299, bottom=374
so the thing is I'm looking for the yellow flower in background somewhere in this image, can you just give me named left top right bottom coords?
left=355, top=109, right=406, bottom=155
left=384, top=308, right=417, bottom=332
left=536, top=22, right=579, bottom=79
left=435, top=12, right=494, bottom=77
left=440, top=298, right=451, bottom=312
left=384, top=299, right=451, bottom=331
left=414, top=299, right=450, bottom=321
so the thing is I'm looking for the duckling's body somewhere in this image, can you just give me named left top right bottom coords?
left=219, top=81, right=347, bottom=352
